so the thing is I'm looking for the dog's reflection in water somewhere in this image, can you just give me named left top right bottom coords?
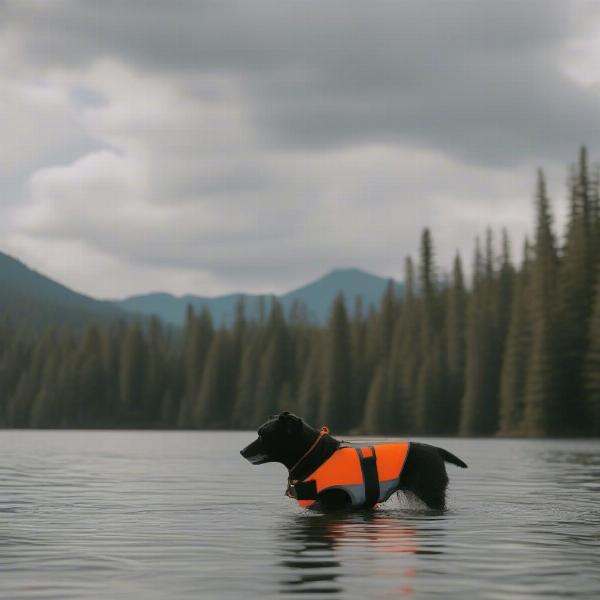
left=276, top=509, right=432, bottom=597
left=277, top=513, right=342, bottom=595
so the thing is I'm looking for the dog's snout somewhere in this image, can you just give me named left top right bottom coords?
left=240, top=438, right=270, bottom=465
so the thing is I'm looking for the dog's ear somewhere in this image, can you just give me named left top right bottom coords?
left=278, top=412, right=301, bottom=435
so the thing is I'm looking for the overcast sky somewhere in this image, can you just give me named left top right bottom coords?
left=1, top=1, right=599, bottom=299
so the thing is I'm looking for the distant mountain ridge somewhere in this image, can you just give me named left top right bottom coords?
left=0, top=250, right=403, bottom=328
left=0, top=250, right=127, bottom=329
left=115, top=268, right=403, bottom=326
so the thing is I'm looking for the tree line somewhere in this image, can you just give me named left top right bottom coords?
left=1, top=148, right=599, bottom=436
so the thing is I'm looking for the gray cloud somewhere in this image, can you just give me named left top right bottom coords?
left=5, top=1, right=598, bottom=165
left=0, top=1, right=598, bottom=297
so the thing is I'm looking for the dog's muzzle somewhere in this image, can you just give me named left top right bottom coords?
left=240, top=438, right=270, bottom=464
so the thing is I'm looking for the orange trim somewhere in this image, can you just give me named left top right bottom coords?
left=361, top=447, right=374, bottom=459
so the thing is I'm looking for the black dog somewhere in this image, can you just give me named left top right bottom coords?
left=241, top=412, right=467, bottom=511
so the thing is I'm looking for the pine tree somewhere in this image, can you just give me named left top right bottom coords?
left=253, top=300, right=291, bottom=425
left=179, top=307, right=214, bottom=426
left=396, top=256, right=421, bottom=413
left=6, top=332, right=53, bottom=427
left=232, top=336, right=260, bottom=428
left=30, top=351, right=60, bottom=427
left=98, top=325, right=120, bottom=425
left=0, top=325, right=30, bottom=426
left=144, top=317, right=166, bottom=425
left=415, top=229, right=446, bottom=432
left=583, top=283, right=600, bottom=434
left=78, top=325, right=106, bottom=425
left=297, top=343, right=322, bottom=426
left=350, top=296, right=369, bottom=425
left=320, top=293, right=353, bottom=431
left=556, top=149, right=597, bottom=430
left=419, top=228, right=438, bottom=343
left=193, top=331, right=233, bottom=428
left=377, top=280, right=398, bottom=359
left=461, top=238, right=500, bottom=435
left=523, top=169, right=560, bottom=435
left=591, top=165, right=600, bottom=263
left=119, top=323, right=146, bottom=422
left=388, top=316, right=415, bottom=432
left=497, top=230, right=516, bottom=345
left=420, top=229, right=436, bottom=300
left=499, top=240, right=532, bottom=435
left=362, top=362, right=389, bottom=434
left=445, top=253, right=466, bottom=433
left=415, top=337, right=446, bottom=433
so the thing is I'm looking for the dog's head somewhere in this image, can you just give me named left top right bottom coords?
left=240, top=412, right=316, bottom=466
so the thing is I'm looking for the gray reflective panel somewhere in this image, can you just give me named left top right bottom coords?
left=378, top=478, right=401, bottom=503
left=320, top=484, right=366, bottom=507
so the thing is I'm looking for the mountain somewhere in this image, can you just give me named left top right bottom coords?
left=280, top=268, right=401, bottom=317
left=0, top=251, right=403, bottom=330
left=0, top=251, right=127, bottom=329
left=115, top=268, right=403, bottom=326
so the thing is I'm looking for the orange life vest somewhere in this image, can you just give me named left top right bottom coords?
left=287, top=442, right=410, bottom=509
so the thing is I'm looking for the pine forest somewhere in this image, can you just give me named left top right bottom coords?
left=1, top=148, right=600, bottom=437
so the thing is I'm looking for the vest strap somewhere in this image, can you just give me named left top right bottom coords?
left=357, top=446, right=379, bottom=507
left=288, top=479, right=318, bottom=501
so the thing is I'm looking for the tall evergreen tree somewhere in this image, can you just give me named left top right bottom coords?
left=232, top=336, right=261, bottom=428
left=377, top=280, right=398, bottom=359
left=415, top=337, right=447, bottom=433
left=119, top=323, right=146, bottom=422
left=523, top=169, right=560, bottom=435
left=445, top=253, right=466, bottom=433
left=74, top=326, right=106, bottom=425
left=179, top=307, right=214, bottom=426
left=297, top=342, right=323, bottom=426
left=397, top=256, right=421, bottom=413
left=362, top=362, right=390, bottom=434
left=556, top=149, right=597, bottom=430
left=461, top=238, right=499, bottom=435
left=320, top=293, right=353, bottom=431
left=350, top=296, right=369, bottom=424
left=499, top=240, right=532, bottom=435
left=30, top=351, right=60, bottom=428
left=144, top=317, right=166, bottom=425
left=194, top=331, right=233, bottom=428
left=388, top=316, right=415, bottom=432
left=583, top=283, right=600, bottom=434
left=415, top=229, right=446, bottom=432
left=253, top=300, right=291, bottom=425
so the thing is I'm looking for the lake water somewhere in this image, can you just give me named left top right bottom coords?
left=1, top=431, right=599, bottom=599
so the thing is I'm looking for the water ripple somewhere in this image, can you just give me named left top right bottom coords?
left=1, top=432, right=599, bottom=599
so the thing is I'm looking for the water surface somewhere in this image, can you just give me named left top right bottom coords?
left=1, top=431, right=599, bottom=599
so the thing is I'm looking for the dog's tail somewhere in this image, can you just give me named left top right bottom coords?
left=436, top=447, right=468, bottom=468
